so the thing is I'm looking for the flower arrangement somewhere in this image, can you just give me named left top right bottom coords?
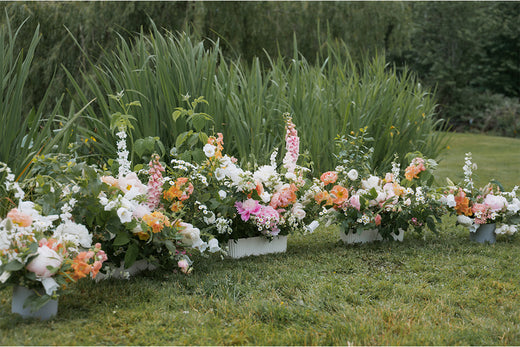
left=312, top=129, right=445, bottom=240
left=22, top=126, right=216, bottom=278
left=0, top=167, right=107, bottom=311
left=167, top=113, right=311, bottom=244
left=440, top=152, right=519, bottom=236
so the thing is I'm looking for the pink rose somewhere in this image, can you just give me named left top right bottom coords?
left=26, top=246, right=63, bottom=278
left=349, top=195, right=361, bottom=211
left=178, top=259, right=190, bottom=274
left=483, top=194, right=507, bottom=212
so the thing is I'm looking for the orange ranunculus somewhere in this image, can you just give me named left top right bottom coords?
left=142, top=211, right=171, bottom=233
left=320, top=171, right=338, bottom=185
left=315, top=191, right=333, bottom=206
left=7, top=208, right=32, bottom=227
left=164, top=185, right=182, bottom=201
left=330, top=185, right=349, bottom=205
left=405, top=165, right=421, bottom=181
left=170, top=201, right=184, bottom=212
left=454, top=189, right=473, bottom=216
left=71, top=251, right=93, bottom=280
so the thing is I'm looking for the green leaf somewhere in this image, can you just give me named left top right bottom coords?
left=113, top=232, right=131, bottom=246
left=5, top=260, right=24, bottom=272
left=172, top=110, right=183, bottom=122
left=192, top=114, right=207, bottom=132
left=176, top=131, right=191, bottom=148
left=124, top=243, right=139, bottom=268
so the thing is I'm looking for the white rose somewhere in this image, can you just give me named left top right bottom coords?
left=457, top=214, right=474, bottom=227
left=291, top=203, right=306, bottom=220
left=507, top=198, right=520, bottom=214
left=204, top=212, right=216, bottom=225
left=203, top=144, right=216, bottom=158
left=260, top=192, right=272, bottom=204
left=218, top=190, right=227, bottom=199
left=26, top=246, right=63, bottom=278
left=178, top=222, right=201, bottom=246
left=362, top=175, right=380, bottom=190
left=347, top=169, right=359, bottom=181
left=53, top=220, right=92, bottom=249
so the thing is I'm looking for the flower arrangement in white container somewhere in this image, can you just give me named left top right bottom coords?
left=167, top=113, right=312, bottom=257
left=311, top=128, right=445, bottom=244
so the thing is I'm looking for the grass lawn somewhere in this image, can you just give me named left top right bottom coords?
left=435, top=132, right=520, bottom=191
left=1, top=132, right=520, bottom=345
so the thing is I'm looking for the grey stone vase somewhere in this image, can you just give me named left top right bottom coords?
left=469, top=223, right=496, bottom=244
left=11, top=285, right=58, bottom=320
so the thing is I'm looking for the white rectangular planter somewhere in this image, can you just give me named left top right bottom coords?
left=340, top=228, right=404, bottom=244
left=226, top=235, right=288, bottom=259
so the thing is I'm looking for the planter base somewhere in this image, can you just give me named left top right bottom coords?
left=340, top=228, right=404, bottom=244
left=96, top=259, right=157, bottom=280
left=227, top=235, right=287, bottom=259
left=470, top=223, right=496, bottom=244
left=11, top=286, right=58, bottom=320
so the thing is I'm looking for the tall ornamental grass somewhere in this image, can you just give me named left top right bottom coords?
left=0, top=17, right=93, bottom=215
left=67, top=23, right=447, bottom=174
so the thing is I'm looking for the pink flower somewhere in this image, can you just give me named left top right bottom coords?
left=7, top=208, right=32, bottom=227
left=178, top=259, right=190, bottom=274
left=270, top=184, right=297, bottom=209
left=133, top=203, right=152, bottom=219
left=349, top=195, right=361, bottom=211
left=26, top=245, right=63, bottom=278
left=147, top=154, right=165, bottom=210
left=374, top=214, right=382, bottom=226
left=483, top=194, right=507, bottom=212
left=255, top=205, right=281, bottom=235
left=235, top=199, right=261, bottom=221
left=385, top=173, right=394, bottom=183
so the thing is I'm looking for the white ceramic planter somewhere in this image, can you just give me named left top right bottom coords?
left=340, top=228, right=404, bottom=244
left=11, top=285, right=58, bottom=320
left=226, top=235, right=288, bottom=259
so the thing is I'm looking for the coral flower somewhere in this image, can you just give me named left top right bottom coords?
left=7, top=208, right=32, bottom=227
left=315, top=191, right=333, bottom=206
left=320, top=171, right=338, bottom=185
left=142, top=211, right=171, bottom=233
left=163, top=185, right=181, bottom=201
left=454, top=189, right=472, bottom=216
left=330, top=185, right=349, bottom=205
left=270, top=184, right=297, bottom=209
left=71, top=251, right=93, bottom=280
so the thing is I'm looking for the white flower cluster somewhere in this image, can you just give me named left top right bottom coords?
left=116, top=126, right=131, bottom=178
left=0, top=162, right=24, bottom=201
left=462, top=152, right=476, bottom=192
left=215, top=217, right=233, bottom=234
left=496, top=224, right=518, bottom=236
left=391, top=160, right=401, bottom=184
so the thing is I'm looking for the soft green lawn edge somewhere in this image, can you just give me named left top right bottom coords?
left=435, top=132, right=520, bottom=191
left=1, top=217, right=520, bottom=346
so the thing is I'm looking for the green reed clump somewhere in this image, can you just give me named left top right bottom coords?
left=67, top=23, right=446, bottom=174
